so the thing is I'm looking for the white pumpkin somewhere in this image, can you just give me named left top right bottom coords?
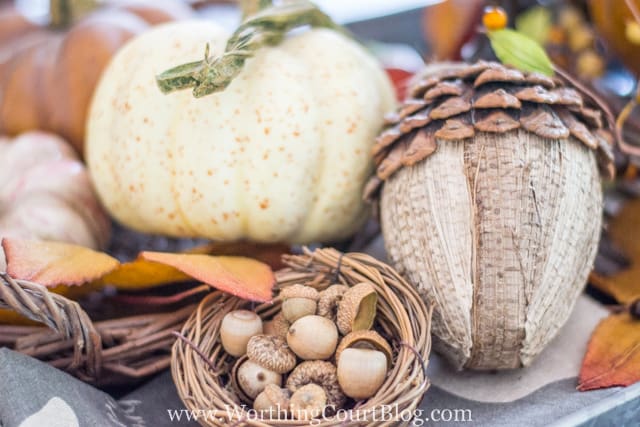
left=87, top=21, right=395, bottom=243
left=0, top=132, right=111, bottom=269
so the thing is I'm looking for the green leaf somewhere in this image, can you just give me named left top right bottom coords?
left=488, top=28, right=554, bottom=76
left=515, top=6, right=552, bottom=45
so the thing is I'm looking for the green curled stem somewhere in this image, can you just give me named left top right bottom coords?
left=156, top=0, right=343, bottom=98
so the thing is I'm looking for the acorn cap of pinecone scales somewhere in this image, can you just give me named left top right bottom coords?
left=364, top=61, right=616, bottom=201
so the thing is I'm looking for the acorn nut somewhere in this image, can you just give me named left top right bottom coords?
left=280, top=284, right=319, bottom=323
left=336, top=282, right=378, bottom=335
left=263, top=312, right=290, bottom=339
left=246, top=335, right=296, bottom=374
left=220, top=310, right=263, bottom=357
left=287, top=315, right=338, bottom=360
left=289, top=384, right=327, bottom=420
left=253, top=384, right=290, bottom=418
left=235, top=359, right=282, bottom=400
left=337, top=348, right=388, bottom=400
left=336, top=330, right=393, bottom=368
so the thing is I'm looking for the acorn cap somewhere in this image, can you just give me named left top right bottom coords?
left=231, top=356, right=252, bottom=403
left=335, top=330, right=393, bottom=368
left=286, top=361, right=346, bottom=410
left=336, top=282, right=378, bottom=335
left=280, top=284, right=319, bottom=301
left=246, top=335, right=297, bottom=374
left=289, top=384, right=327, bottom=420
left=365, top=61, right=617, bottom=201
left=263, top=312, right=290, bottom=339
left=317, top=285, right=348, bottom=321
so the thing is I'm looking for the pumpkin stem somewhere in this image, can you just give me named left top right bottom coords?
left=49, top=0, right=97, bottom=28
left=156, top=0, right=344, bottom=98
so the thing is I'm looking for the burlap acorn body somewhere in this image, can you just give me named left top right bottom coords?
left=366, top=61, right=614, bottom=370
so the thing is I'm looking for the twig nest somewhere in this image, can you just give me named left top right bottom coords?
left=233, top=358, right=282, bottom=400
left=337, top=348, right=388, bottom=400
left=336, top=282, right=378, bottom=335
left=289, top=383, right=327, bottom=420
left=253, top=384, right=290, bottom=418
left=220, top=310, right=263, bottom=357
left=287, top=315, right=338, bottom=360
left=286, top=360, right=346, bottom=410
left=317, top=284, right=348, bottom=321
left=336, top=330, right=393, bottom=368
left=367, top=61, right=613, bottom=370
left=280, top=284, right=319, bottom=323
left=246, top=335, right=297, bottom=374
left=263, top=312, right=290, bottom=339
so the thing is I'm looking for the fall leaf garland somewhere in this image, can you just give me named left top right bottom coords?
left=1, top=238, right=276, bottom=303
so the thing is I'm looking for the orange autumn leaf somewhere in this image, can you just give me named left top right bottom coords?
left=2, top=238, right=119, bottom=286
left=578, top=312, right=640, bottom=391
left=589, top=199, right=640, bottom=303
left=140, top=251, right=274, bottom=302
left=422, top=0, right=483, bottom=60
left=100, top=242, right=288, bottom=290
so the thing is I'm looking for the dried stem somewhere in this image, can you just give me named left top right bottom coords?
left=156, top=0, right=342, bottom=98
left=239, top=0, right=273, bottom=20
left=49, top=0, right=97, bottom=28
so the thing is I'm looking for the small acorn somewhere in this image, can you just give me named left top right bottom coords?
left=234, top=358, right=282, bottom=400
left=280, top=284, right=320, bottom=323
left=253, top=384, right=290, bottom=418
left=337, top=348, right=388, bottom=400
left=287, top=315, right=338, bottom=360
left=336, top=283, right=378, bottom=335
left=220, top=310, right=263, bottom=357
left=289, top=384, right=327, bottom=420
left=336, top=330, right=393, bottom=368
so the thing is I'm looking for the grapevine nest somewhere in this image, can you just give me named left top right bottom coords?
left=0, top=271, right=196, bottom=385
left=172, top=247, right=433, bottom=427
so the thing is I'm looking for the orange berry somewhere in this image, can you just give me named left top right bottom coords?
left=483, top=6, right=508, bottom=31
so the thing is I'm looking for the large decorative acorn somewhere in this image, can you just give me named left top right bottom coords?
left=365, top=10, right=616, bottom=370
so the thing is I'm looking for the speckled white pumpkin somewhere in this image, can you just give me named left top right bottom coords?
left=87, top=21, right=395, bottom=243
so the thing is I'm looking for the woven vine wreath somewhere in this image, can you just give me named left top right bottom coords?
left=366, top=60, right=615, bottom=370
left=172, top=247, right=432, bottom=427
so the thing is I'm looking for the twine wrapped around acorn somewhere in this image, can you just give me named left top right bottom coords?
left=366, top=60, right=615, bottom=370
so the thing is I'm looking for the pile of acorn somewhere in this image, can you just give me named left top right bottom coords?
left=219, top=282, right=392, bottom=420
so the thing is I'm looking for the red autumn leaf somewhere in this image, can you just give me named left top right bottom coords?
left=140, top=251, right=274, bottom=302
left=385, top=68, right=413, bottom=101
left=2, top=238, right=119, bottom=286
left=186, top=242, right=290, bottom=270
left=578, top=312, right=640, bottom=391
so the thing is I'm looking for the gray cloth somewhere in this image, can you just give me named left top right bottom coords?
left=1, top=347, right=638, bottom=427
left=0, top=348, right=142, bottom=427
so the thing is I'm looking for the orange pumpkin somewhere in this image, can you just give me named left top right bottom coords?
left=0, top=0, right=192, bottom=155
